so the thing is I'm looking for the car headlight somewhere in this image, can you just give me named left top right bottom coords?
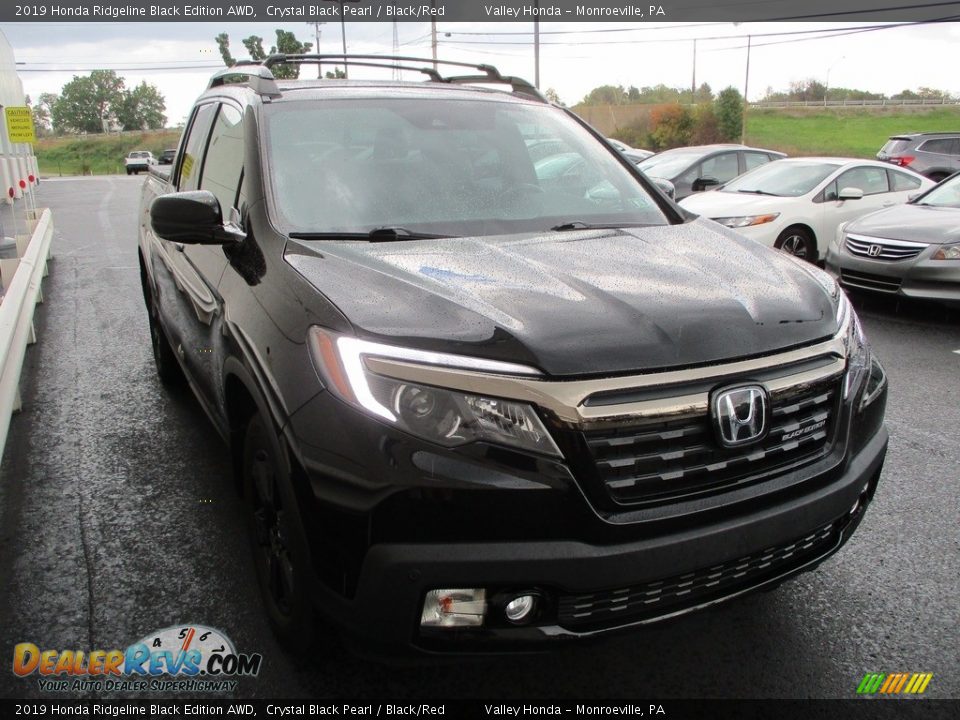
left=713, top=213, right=780, bottom=228
left=932, top=243, right=960, bottom=260
left=836, top=291, right=870, bottom=401
left=832, top=222, right=849, bottom=254
left=307, top=328, right=562, bottom=458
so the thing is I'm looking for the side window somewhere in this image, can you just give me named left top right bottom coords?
left=836, top=166, right=889, bottom=196
left=918, top=138, right=953, bottom=154
left=889, top=170, right=922, bottom=191
left=176, top=103, right=218, bottom=191
left=701, top=153, right=740, bottom=183
left=200, top=104, right=245, bottom=216
left=743, top=152, right=770, bottom=172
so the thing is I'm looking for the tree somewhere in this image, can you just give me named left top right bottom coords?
left=544, top=87, right=562, bottom=104
left=216, top=32, right=236, bottom=67
left=649, top=105, right=694, bottom=149
left=714, top=87, right=743, bottom=142
left=216, top=30, right=313, bottom=79
left=115, top=81, right=167, bottom=131
left=52, top=70, right=125, bottom=133
left=26, top=94, right=51, bottom=135
left=581, top=85, right=628, bottom=106
left=325, top=68, right=347, bottom=79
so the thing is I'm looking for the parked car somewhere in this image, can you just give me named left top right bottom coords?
left=825, top=171, right=960, bottom=306
left=139, top=56, right=888, bottom=655
left=125, top=150, right=156, bottom=175
left=637, top=144, right=786, bottom=200
left=159, top=148, right=177, bottom=165
left=605, top=138, right=654, bottom=164
left=876, top=131, right=960, bottom=182
left=680, top=157, right=934, bottom=262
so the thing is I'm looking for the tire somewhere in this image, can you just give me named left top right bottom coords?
left=242, top=413, right=317, bottom=655
left=126, top=169, right=132, bottom=176
left=775, top=226, right=817, bottom=262
left=146, top=291, right=185, bottom=386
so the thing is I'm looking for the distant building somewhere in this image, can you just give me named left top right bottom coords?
left=0, top=29, right=39, bottom=203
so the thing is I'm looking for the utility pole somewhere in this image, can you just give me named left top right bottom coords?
left=340, top=1, right=348, bottom=77
left=307, top=21, right=325, bottom=78
left=741, top=34, right=751, bottom=142
left=691, top=39, right=697, bottom=100
left=533, top=0, right=540, bottom=88
left=431, top=0, right=438, bottom=69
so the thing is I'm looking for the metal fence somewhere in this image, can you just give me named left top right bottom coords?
left=752, top=98, right=960, bottom=108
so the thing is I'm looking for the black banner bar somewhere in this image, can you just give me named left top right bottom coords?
left=4, top=0, right=960, bottom=23
left=1, top=699, right=958, bottom=719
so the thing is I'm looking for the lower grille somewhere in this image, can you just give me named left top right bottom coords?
left=583, top=377, right=841, bottom=506
left=840, top=269, right=903, bottom=293
left=845, top=234, right=927, bottom=261
left=558, top=522, right=837, bottom=630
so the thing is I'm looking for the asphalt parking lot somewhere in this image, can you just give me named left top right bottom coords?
left=0, top=176, right=957, bottom=700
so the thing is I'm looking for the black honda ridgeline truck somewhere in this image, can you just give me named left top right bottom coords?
left=138, top=56, right=888, bottom=655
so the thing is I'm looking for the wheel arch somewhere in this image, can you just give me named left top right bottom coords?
left=776, top=223, right=819, bottom=260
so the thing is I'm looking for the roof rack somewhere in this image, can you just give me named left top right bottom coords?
left=207, top=64, right=280, bottom=97
left=207, top=54, right=547, bottom=103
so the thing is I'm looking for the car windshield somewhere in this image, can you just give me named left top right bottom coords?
left=637, top=150, right=705, bottom=178
left=264, top=97, right=669, bottom=237
left=915, top=173, right=960, bottom=208
left=880, top=139, right=911, bottom=155
left=722, top=161, right=839, bottom=197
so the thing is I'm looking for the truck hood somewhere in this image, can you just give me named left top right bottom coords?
left=846, top=203, right=960, bottom=245
left=284, top=219, right=838, bottom=377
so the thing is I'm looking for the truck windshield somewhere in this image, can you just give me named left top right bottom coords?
left=263, top=97, right=670, bottom=237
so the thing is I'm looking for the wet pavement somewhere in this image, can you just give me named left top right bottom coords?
left=0, top=177, right=958, bottom=700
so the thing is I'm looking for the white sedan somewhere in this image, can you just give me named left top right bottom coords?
left=679, top=157, right=934, bottom=262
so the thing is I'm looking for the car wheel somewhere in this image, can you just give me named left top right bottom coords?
left=775, top=227, right=816, bottom=262
left=242, top=413, right=316, bottom=655
left=146, top=292, right=185, bottom=386
left=126, top=169, right=132, bottom=176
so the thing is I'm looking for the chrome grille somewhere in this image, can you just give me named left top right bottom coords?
left=558, top=523, right=837, bottom=629
left=845, top=234, right=927, bottom=261
left=840, top=269, right=902, bottom=293
left=582, top=376, right=841, bottom=506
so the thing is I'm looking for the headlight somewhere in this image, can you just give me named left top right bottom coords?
left=713, top=213, right=780, bottom=228
left=860, top=357, right=886, bottom=411
left=832, top=222, right=849, bottom=254
left=307, top=328, right=562, bottom=458
left=932, top=243, right=960, bottom=260
left=836, top=291, right=870, bottom=400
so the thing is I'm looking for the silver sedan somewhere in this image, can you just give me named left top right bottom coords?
left=825, top=171, right=960, bottom=307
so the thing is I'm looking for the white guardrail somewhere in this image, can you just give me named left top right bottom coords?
left=0, top=207, right=53, bottom=459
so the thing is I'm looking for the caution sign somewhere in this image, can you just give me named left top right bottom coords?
left=5, top=106, right=36, bottom=143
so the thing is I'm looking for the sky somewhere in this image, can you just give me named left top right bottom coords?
left=2, top=20, right=960, bottom=125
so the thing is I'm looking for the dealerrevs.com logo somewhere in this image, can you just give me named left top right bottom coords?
left=12, top=625, right=262, bottom=693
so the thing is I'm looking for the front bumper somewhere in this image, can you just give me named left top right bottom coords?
left=825, top=246, right=960, bottom=305
left=320, top=426, right=887, bottom=653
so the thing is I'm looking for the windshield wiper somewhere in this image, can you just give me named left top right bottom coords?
left=736, top=189, right=781, bottom=196
left=550, top=221, right=642, bottom=232
left=289, top=228, right=458, bottom=242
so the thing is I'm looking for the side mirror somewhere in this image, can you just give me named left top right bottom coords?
left=692, top=176, right=721, bottom=192
left=837, top=187, right=864, bottom=201
left=652, top=177, right=676, bottom=200
left=907, top=192, right=921, bottom=202
left=150, top=191, right=245, bottom=245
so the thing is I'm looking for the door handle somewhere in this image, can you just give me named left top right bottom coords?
left=882, top=201, right=895, bottom=207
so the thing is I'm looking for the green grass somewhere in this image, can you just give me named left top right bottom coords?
left=34, top=129, right=182, bottom=176
left=743, top=108, right=960, bottom=158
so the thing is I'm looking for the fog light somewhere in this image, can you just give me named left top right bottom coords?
left=504, top=594, right=537, bottom=624
left=420, top=588, right=486, bottom=628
